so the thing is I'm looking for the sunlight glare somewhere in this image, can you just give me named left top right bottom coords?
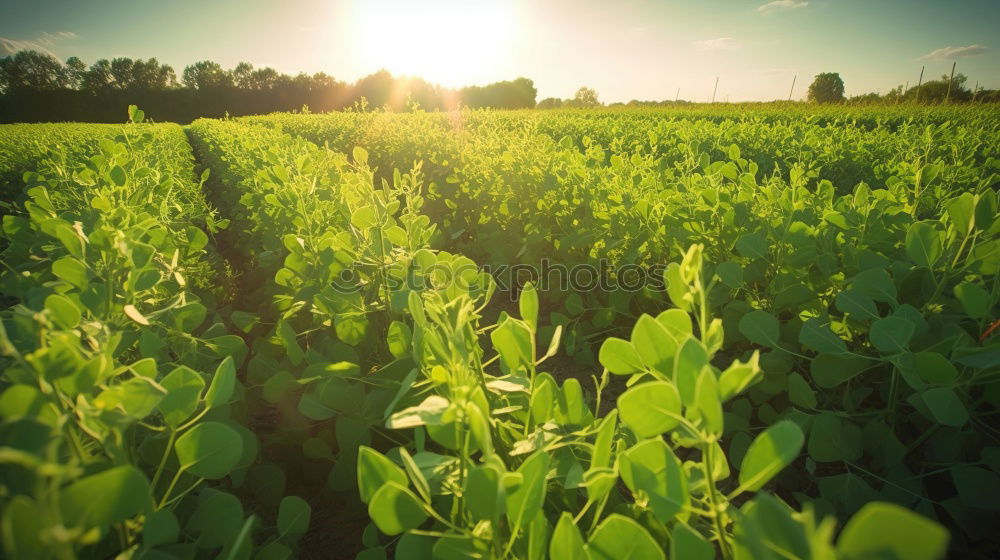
left=350, top=0, right=516, bottom=87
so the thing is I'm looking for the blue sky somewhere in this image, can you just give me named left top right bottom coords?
left=1, top=0, right=998, bottom=102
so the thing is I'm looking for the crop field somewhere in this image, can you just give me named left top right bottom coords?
left=1, top=104, right=998, bottom=560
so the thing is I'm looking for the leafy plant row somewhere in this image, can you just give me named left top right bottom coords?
left=0, top=107, right=303, bottom=559
left=248, top=107, right=1000, bottom=554
left=0, top=122, right=194, bottom=203
left=186, top=117, right=497, bottom=556
left=189, top=111, right=969, bottom=558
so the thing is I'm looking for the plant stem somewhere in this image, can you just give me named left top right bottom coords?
left=703, top=442, right=733, bottom=560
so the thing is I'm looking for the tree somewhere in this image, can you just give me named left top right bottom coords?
left=807, top=72, right=845, bottom=103
left=906, top=73, right=972, bottom=103
left=64, top=56, right=87, bottom=89
left=182, top=60, right=232, bottom=89
left=130, top=58, right=175, bottom=89
left=231, top=62, right=255, bottom=89
left=109, top=57, right=135, bottom=88
left=81, top=59, right=113, bottom=91
left=569, top=86, right=600, bottom=107
left=460, top=77, right=536, bottom=109
left=0, top=50, right=68, bottom=92
left=537, top=97, right=563, bottom=109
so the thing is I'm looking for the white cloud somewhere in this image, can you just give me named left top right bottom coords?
left=920, top=44, right=987, bottom=61
left=758, top=0, right=808, bottom=14
left=0, top=31, right=77, bottom=58
left=694, top=37, right=739, bottom=51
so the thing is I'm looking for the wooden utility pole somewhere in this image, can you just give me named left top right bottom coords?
left=675, top=87, right=680, bottom=102
left=788, top=75, right=796, bottom=102
left=711, top=76, right=719, bottom=103
left=973, top=81, right=979, bottom=102
left=946, top=61, right=956, bottom=103
left=916, top=66, right=925, bottom=103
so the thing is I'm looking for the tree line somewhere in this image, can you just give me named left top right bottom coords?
left=2, top=50, right=996, bottom=122
left=0, top=50, right=538, bottom=123
left=810, top=72, right=999, bottom=104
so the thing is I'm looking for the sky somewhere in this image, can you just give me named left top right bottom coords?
left=1, top=0, right=998, bottom=102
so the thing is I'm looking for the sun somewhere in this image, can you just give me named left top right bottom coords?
left=350, top=0, right=517, bottom=87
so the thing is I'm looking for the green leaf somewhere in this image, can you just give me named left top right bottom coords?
left=395, top=533, right=435, bottom=560
left=920, top=387, right=968, bottom=427
left=598, top=337, right=644, bottom=375
left=256, top=542, right=293, bottom=560
left=851, top=269, right=897, bottom=304
left=187, top=489, right=244, bottom=549
left=715, top=261, right=743, bottom=289
left=810, top=353, right=872, bottom=388
left=735, top=231, right=767, bottom=260
left=590, top=410, right=618, bottom=470
left=59, top=466, right=150, bottom=529
left=954, top=282, right=990, bottom=319
left=836, top=290, right=879, bottom=320
left=277, top=495, right=311, bottom=542
left=464, top=464, right=502, bottom=522
left=386, top=395, right=449, bottom=429
left=664, top=263, right=692, bottom=311
left=357, top=446, right=408, bottom=504
left=738, top=420, right=804, bottom=493
left=869, top=317, right=915, bottom=354
left=630, top=314, right=676, bottom=375
left=52, top=256, right=89, bottom=289
left=719, top=351, right=762, bottom=401
left=491, top=317, right=533, bottom=371
left=655, top=309, right=693, bottom=339
left=368, top=482, right=427, bottom=536
left=109, top=165, right=127, bottom=186
left=550, top=513, right=587, bottom=559
left=506, top=451, right=549, bottom=535
left=204, top=356, right=236, bottom=409
left=836, top=502, right=948, bottom=560
left=276, top=319, right=304, bottom=365
left=914, top=351, right=957, bottom=385
left=617, top=381, right=682, bottom=438
left=695, top=367, right=723, bottom=434
left=587, top=514, right=665, bottom=560
left=739, top=493, right=812, bottom=560
left=946, top=192, right=976, bottom=235
left=387, top=321, right=412, bottom=359
left=175, top=421, right=244, bottom=479
left=520, top=282, right=539, bottom=331
left=44, top=294, right=81, bottom=329
left=951, top=466, right=1000, bottom=511
left=905, top=221, right=943, bottom=268
left=565, top=292, right=584, bottom=316
left=674, top=337, right=708, bottom=405
left=352, top=145, right=369, bottom=165
left=397, top=447, right=432, bottom=503
left=143, top=509, right=179, bottom=548
left=799, top=318, right=847, bottom=354
left=2, top=497, right=44, bottom=559
left=158, top=365, right=205, bottom=429
left=94, top=377, right=165, bottom=418
left=787, top=372, right=817, bottom=409
left=128, top=105, right=145, bottom=123
left=620, top=439, right=688, bottom=522
left=670, top=522, right=713, bottom=560
left=431, top=536, right=487, bottom=560
left=739, top=310, right=779, bottom=348
left=808, top=413, right=861, bottom=462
